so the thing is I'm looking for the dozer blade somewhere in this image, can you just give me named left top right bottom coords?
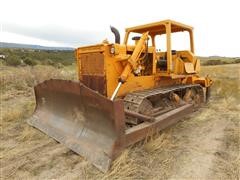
left=28, top=79, right=126, bottom=172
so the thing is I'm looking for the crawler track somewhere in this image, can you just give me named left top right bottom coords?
left=124, top=84, right=205, bottom=125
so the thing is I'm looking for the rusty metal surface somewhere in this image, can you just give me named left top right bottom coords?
left=28, top=79, right=125, bottom=172
left=79, top=52, right=107, bottom=95
left=82, top=75, right=106, bottom=95
left=80, top=52, right=104, bottom=75
left=123, top=84, right=204, bottom=146
left=124, top=84, right=203, bottom=124
left=125, top=104, right=193, bottom=147
left=125, top=110, right=154, bottom=122
left=28, top=79, right=204, bottom=172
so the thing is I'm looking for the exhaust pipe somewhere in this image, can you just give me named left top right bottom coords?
left=110, top=26, right=120, bottom=44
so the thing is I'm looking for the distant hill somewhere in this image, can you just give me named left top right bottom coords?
left=0, top=42, right=74, bottom=51
left=198, top=56, right=240, bottom=65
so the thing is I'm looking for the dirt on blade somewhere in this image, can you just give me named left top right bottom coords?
left=1, top=64, right=239, bottom=179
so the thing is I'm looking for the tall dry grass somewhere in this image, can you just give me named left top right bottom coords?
left=1, top=64, right=239, bottom=179
left=0, top=65, right=76, bottom=92
left=200, top=64, right=240, bottom=180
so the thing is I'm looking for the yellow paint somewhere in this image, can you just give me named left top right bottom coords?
left=75, top=20, right=213, bottom=98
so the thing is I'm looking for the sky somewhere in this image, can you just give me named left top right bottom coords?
left=0, top=0, right=239, bottom=56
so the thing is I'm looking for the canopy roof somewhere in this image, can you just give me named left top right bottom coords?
left=126, top=19, right=193, bottom=35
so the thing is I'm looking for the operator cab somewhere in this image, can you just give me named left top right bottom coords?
left=124, top=20, right=198, bottom=76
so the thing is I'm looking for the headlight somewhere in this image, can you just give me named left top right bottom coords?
left=110, top=46, right=115, bottom=54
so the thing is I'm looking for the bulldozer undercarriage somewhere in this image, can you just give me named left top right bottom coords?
left=124, top=84, right=204, bottom=126
left=28, top=79, right=205, bottom=172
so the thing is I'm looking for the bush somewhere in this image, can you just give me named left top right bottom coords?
left=61, top=60, right=73, bottom=66
left=234, top=59, right=240, bottom=64
left=41, top=59, right=54, bottom=65
left=54, top=62, right=64, bottom=69
left=24, top=58, right=38, bottom=66
left=1, top=48, right=75, bottom=67
left=5, top=55, right=21, bottom=66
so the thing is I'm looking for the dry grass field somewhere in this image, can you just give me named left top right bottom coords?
left=0, top=63, right=239, bottom=179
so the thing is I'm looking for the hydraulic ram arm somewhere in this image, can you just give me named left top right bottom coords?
left=111, top=32, right=149, bottom=100
left=119, top=31, right=149, bottom=83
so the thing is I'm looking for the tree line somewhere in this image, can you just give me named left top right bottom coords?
left=0, top=48, right=75, bottom=67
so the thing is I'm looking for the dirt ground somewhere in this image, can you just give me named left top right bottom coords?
left=0, top=64, right=239, bottom=179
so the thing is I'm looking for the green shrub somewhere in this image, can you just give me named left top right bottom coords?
left=234, top=59, right=240, bottom=63
left=5, top=55, right=21, bottom=66
left=42, top=59, right=54, bottom=65
left=54, top=62, right=64, bottom=69
left=24, top=58, right=38, bottom=66
left=1, top=48, right=75, bottom=67
left=61, top=60, right=73, bottom=66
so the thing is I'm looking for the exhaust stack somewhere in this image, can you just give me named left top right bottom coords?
left=110, top=26, right=120, bottom=44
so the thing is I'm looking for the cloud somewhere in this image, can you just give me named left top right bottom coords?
left=3, top=23, right=116, bottom=47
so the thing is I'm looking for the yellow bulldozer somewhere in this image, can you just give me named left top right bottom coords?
left=28, top=19, right=212, bottom=172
